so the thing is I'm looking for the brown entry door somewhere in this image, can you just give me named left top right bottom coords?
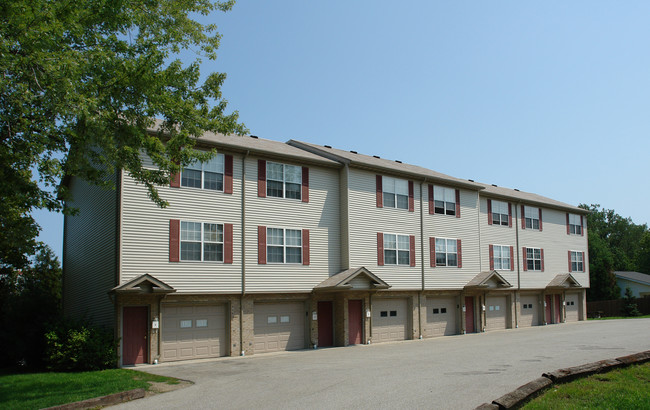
left=318, top=301, right=334, bottom=347
left=465, top=297, right=475, bottom=333
left=554, top=296, right=561, bottom=324
left=123, top=306, right=148, bottom=365
left=348, top=300, right=362, bottom=345
left=545, top=295, right=553, bottom=324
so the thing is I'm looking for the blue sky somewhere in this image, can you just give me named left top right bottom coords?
left=35, top=1, right=650, bottom=260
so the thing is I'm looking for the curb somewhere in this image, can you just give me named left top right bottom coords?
left=42, top=388, right=145, bottom=410
left=476, top=349, right=650, bottom=409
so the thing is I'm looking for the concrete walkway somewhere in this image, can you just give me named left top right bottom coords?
left=115, top=319, right=650, bottom=409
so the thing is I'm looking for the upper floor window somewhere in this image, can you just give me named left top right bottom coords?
left=182, top=154, right=225, bottom=191
left=524, top=206, right=540, bottom=230
left=180, top=221, right=223, bottom=262
left=491, top=200, right=510, bottom=226
left=568, top=213, right=583, bottom=235
left=492, top=245, right=511, bottom=270
left=570, top=251, right=584, bottom=272
left=267, top=162, right=302, bottom=199
left=435, top=238, right=458, bottom=267
left=267, top=227, right=302, bottom=263
left=434, top=186, right=456, bottom=216
left=526, top=247, right=542, bottom=271
left=383, top=176, right=409, bottom=209
left=384, top=233, right=410, bottom=265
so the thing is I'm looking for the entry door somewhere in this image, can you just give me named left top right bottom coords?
left=465, top=297, right=475, bottom=333
left=545, top=295, right=553, bottom=324
left=318, top=301, right=334, bottom=347
left=123, top=306, right=148, bottom=365
left=554, top=296, right=562, bottom=323
left=348, top=300, right=362, bottom=345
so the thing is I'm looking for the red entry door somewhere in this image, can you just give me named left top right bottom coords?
left=465, top=297, right=475, bottom=333
left=123, top=306, right=148, bottom=365
left=318, top=301, right=334, bottom=347
left=545, top=295, right=553, bottom=324
left=348, top=300, right=362, bottom=345
left=554, top=295, right=562, bottom=324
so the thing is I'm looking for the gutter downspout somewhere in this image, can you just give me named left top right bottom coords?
left=514, top=202, right=521, bottom=328
left=418, top=180, right=426, bottom=339
left=240, top=150, right=249, bottom=356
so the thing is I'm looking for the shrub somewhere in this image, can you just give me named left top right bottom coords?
left=44, top=319, right=118, bottom=371
left=622, top=287, right=641, bottom=317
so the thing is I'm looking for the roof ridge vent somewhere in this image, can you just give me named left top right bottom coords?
left=468, top=179, right=474, bottom=182
left=373, top=155, right=380, bottom=159
left=324, top=145, right=332, bottom=148
left=514, top=188, right=520, bottom=192
left=395, top=160, right=402, bottom=163
left=491, top=184, right=498, bottom=187
left=350, top=150, right=357, bottom=154
left=250, top=135, right=258, bottom=139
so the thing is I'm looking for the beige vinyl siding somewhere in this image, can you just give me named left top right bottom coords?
left=63, top=172, right=118, bottom=328
left=347, top=169, right=421, bottom=290
left=424, top=188, right=481, bottom=289
left=245, top=157, right=340, bottom=292
left=479, top=197, right=519, bottom=286
left=120, top=152, right=243, bottom=292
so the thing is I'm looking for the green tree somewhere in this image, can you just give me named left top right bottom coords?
left=621, top=287, right=640, bottom=317
left=1, top=0, right=246, bottom=272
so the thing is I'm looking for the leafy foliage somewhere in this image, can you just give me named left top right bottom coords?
left=622, top=287, right=641, bottom=317
left=1, top=0, right=246, bottom=271
left=44, top=319, right=118, bottom=371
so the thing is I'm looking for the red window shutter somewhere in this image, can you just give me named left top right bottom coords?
left=568, top=250, right=572, bottom=273
left=376, top=175, right=383, bottom=208
left=508, top=203, right=512, bottom=227
left=224, top=155, right=234, bottom=194
left=170, top=172, right=181, bottom=188
left=430, top=237, right=436, bottom=267
left=301, top=166, right=309, bottom=203
left=224, top=223, right=233, bottom=264
left=377, top=232, right=384, bottom=266
left=457, top=239, right=462, bottom=268
left=428, top=184, right=434, bottom=215
left=582, top=251, right=586, bottom=271
left=408, top=181, right=414, bottom=212
left=521, top=205, right=526, bottom=229
left=580, top=215, right=584, bottom=236
left=522, top=247, right=527, bottom=271
left=566, top=213, right=570, bottom=235
left=455, top=189, right=461, bottom=218
left=169, top=219, right=180, bottom=262
left=510, top=246, right=514, bottom=271
left=487, top=199, right=493, bottom=225
left=538, top=208, right=543, bottom=231
left=258, top=226, right=266, bottom=264
left=489, top=244, right=494, bottom=270
left=541, top=249, right=545, bottom=272
left=410, top=235, right=416, bottom=266
left=302, top=229, right=310, bottom=265
left=257, top=160, right=266, bottom=198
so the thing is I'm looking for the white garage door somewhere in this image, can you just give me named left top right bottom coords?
left=424, top=296, right=458, bottom=337
left=565, top=293, right=580, bottom=322
left=161, top=304, right=227, bottom=362
left=486, top=296, right=508, bottom=331
left=519, top=295, right=540, bottom=327
left=254, top=302, right=306, bottom=353
left=372, top=298, right=408, bottom=343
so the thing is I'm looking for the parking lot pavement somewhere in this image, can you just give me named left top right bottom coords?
left=114, top=318, right=650, bottom=410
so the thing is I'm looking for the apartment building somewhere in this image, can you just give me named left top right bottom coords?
left=63, top=132, right=589, bottom=365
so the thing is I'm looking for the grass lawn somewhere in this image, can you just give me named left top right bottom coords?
left=0, top=368, right=180, bottom=410
left=588, top=315, right=650, bottom=320
left=523, top=362, right=650, bottom=409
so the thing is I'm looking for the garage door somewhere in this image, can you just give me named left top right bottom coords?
left=254, top=302, right=306, bottom=354
left=519, top=295, right=540, bottom=327
left=486, top=296, right=508, bottom=331
left=565, top=294, right=580, bottom=322
left=161, top=304, right=227, bottom=362
left=424, top=296, right=458, bottom=337
left=372, top=298, right=408, bottom=343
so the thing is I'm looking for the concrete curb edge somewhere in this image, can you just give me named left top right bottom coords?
left=42, top=388, right=146, bottom=410
left=476, top=349, right=650, bottom=409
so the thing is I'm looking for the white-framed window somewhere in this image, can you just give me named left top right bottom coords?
left=491, top=200, right=509, bottom=226
left=181, top=153, right=225, bottom=191
left=524, top=206, right=540, bottom=230
left=180, top=221, right=224, bottom=261
left=526, top=247, right=542, bottom=271
left=433, top=186, right=456, bottom=216
left=570, top=251, right=584, bottom=272
left=267, top=161, right=301, bottom=199
left=568, top=214, right=582, bottom=235
left=267, top=227, right=302, bottom=264
left=383, top=176, right=409, bottom=209
left=384, top=233, right=410, bottom=265
left=435, top=238, right=458, bottom=267
left=493, top=245, right=511, bottom=270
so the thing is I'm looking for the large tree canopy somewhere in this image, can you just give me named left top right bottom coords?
left=1, top=0, right=246, bottom=270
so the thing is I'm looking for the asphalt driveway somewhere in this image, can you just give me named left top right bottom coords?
left=115, top=319, right=650, bottom=409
